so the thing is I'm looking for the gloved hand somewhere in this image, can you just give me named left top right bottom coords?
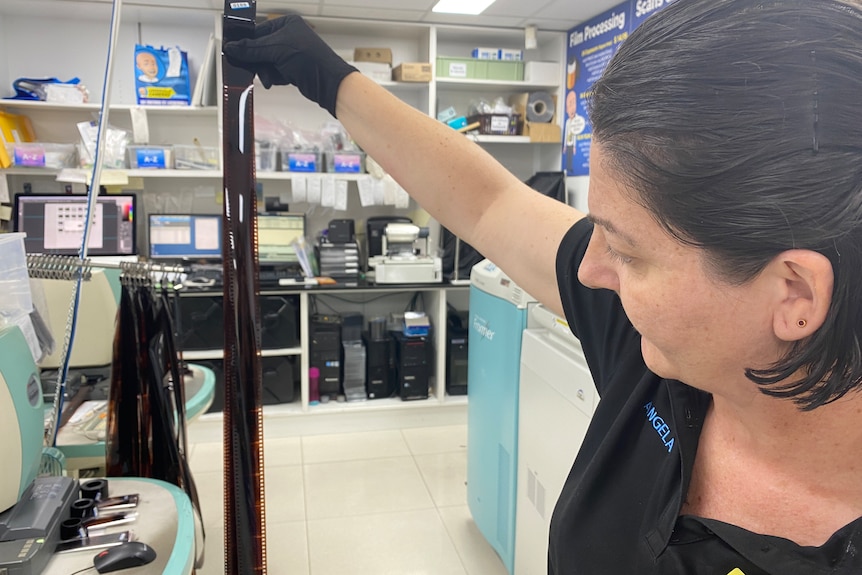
left=223, top=15, right=357, bottom=118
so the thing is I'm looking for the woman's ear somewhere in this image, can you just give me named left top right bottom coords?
left=770, top=250, right=834, bottom=341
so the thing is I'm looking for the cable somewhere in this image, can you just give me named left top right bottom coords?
left=68, top=566, right=96, bottom=575
left=47, top=0, right=124, bottom=447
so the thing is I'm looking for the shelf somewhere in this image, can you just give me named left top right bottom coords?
left=0, top=100, right=218, bottom=115
left=257, top=172, right=367, bottom=182
left=182, top=347, right=302, bottom=361
left=435, top=78, right=559, bottom=92
left=126, top=169, right=222, bottom=179
left=468, top=135, right=532, bottom=144
left=306, top=396, right=444, bottom=414
left=1, top=167, right=222, bottom=180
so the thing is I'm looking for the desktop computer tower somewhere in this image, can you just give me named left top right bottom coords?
left=364, top=317, right=393, bottom=399
left=340, top=312, right=366, bottom=402
left=310, top=313, right=342, bottom=397
left=364, top=336, right=393, bottom=399
left=261, top=356, right=298, bottom=405
left=389, top=330, right=430, bottom=401
left=446, top=310, right=469, bottom=396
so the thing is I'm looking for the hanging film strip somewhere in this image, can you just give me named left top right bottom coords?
left=221, top=1, right=267, bottom=574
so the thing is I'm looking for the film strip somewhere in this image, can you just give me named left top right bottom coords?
left=221, top=2, right=267, bottom=573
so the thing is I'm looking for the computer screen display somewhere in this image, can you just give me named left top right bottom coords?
left=148, top=214, right=222, bottom=260
left=258, top=213, right=306, bottom=265
left=13, top=193, right=136, bottom=256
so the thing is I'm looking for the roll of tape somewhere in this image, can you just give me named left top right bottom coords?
left=526, top=91, right=555, bottom=123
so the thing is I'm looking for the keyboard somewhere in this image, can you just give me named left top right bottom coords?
left=259, top=266, right=304, bottom=287
left=184, top=264, right=223, bottom=288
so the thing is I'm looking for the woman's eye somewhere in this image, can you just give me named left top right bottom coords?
left=605, top=244, right=633, bottom=265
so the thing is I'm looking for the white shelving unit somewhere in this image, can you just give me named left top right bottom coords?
left=0, top=2, right=565, bottom=429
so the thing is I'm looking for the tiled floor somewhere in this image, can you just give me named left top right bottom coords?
left=188, top=424, right=509, bottom=575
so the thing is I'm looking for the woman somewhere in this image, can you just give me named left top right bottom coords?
left=225, top=0, right=862, bottom=572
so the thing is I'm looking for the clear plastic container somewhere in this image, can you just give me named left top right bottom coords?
left=0, top=233, right=33, bottom=319
left=325, top=151, right=366, bottom=174
left=10, top=143, right=77, bottom=169
left=127, top=145, right=173, bottom=169
left=280, top=149, right=321, bottom=172
left=172, top=144, right=219, bottom=170
left=256, top=141, right=278, bottom=172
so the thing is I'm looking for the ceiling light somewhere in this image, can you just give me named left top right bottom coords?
left=432, top=0, right=496, bottom=16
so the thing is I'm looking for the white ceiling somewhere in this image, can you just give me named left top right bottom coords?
left=0, top=0, right=622, bottom=32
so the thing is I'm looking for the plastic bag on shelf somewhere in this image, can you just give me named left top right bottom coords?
left=76, top=120, right=130, bottom=169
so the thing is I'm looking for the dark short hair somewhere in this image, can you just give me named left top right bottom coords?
left=589, top=0, right=862, bottom=410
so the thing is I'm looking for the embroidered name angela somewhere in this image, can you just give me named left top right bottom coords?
left=643, top=401, right=675, bottom=453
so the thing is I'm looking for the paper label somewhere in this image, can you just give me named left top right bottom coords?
left=490, top=116, right=510, bottom=133
left=449, top=63, right=468, bottom=78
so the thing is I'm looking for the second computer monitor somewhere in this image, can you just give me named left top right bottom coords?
left=258, top=213, right=306, bottom=266
left=148, top=214, right=222, bottom=260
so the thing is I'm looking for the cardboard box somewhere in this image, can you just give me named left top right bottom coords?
left=471, top=47, right=499, bottom=60
left=393, top=63, right=432, bottom=82
left=522, top=122, right=561, bottom=143
left=350, top=61, right=392, bottom=83
left=524, top=61, right=561, bottom=84
left=498, top=48, right=524, bottom=61
left=354, top=47, right=393, bottom=65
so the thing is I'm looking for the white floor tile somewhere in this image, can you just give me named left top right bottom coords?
left=307, top=509, right=467, bottom=575
left=264, top=465, right=305, bottom=523
left=263, top=436, right=303, bottom=467
left=189, top=441, right=224, bottom=474
left=402, top=424, right=468, bottom=455
left=414, top=451, right=468, bottom=508
left=197, top=524, right=224, bottom=575
left=194, top=469, right=224, bottom=530
left=304, top=456, right=433, bottom=520
left=266, top=520, right=310, bottom=575
left=301, top=429, right=411, bottom=464
left=438, top=505, right=509, bottom=575
left=196, top=523, right=308, bottom=575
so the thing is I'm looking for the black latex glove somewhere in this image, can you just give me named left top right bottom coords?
left=223, top=15, right=358, bottom=118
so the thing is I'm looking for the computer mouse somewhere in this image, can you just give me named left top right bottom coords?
left=93, top=541, right=157, bottom=573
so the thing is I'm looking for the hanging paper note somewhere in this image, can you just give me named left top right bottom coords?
left=307, top=174, right=322, bottom=204
left=357, top=176, right=374, bottom=207
left=321, top=175, right=336, bottom=207
left=395, top=184, right=410, bottom=208
left=373, top=178, right=385, bottom=205
left=383, top=176, right=397, bottom=205
left=335, top=179, right=349, bottom=211
left=292, top=174, right=307, bottom=203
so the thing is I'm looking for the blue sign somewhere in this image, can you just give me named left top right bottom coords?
left=563, top=0, right=676, bottom=176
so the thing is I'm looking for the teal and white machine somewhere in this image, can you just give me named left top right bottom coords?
left=467, top=259, right=536, bottom=574
left=0, top=325, right=46, bottom=513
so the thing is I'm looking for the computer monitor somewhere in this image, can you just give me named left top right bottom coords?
left=148, top=214, right=222, bottom=260
left=258, top=213, right=306, bottom=266
left=13, top=193, right=136, bottom=256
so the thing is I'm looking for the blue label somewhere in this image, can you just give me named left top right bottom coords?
left=289, top=153, right=318, bottom=172
left=332, top=153, right=362, bottom=173
left=136, top=148, right=167, bottom=169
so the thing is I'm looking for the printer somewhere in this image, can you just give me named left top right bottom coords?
left=367, top=223, right=442, bottom=284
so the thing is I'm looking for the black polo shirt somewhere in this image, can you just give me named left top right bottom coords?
left=548, top=219, right=862, bottom=574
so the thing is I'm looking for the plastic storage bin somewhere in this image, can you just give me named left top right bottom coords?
left=325, top=151, right=365, bottom=174
left=256, top=141, right=278, bottom=172
left=127, top=145, right=173, bottom=169
left=0, top=233, right=33, bottom=319
left=9, top=143, right=76, bottom=169
left=280, top=149, right=321, bottom=172
left=436, top=57, right=484, bottom=79
left=173, top=144, right=219, bottom=170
